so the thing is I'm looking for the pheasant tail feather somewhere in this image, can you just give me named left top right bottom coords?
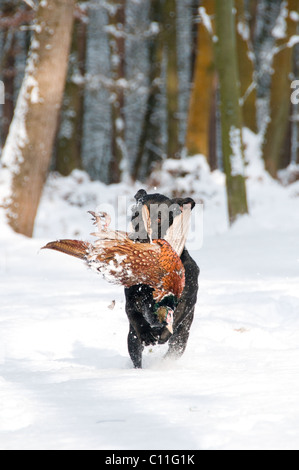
left=42, top=239, right=90, bottom=260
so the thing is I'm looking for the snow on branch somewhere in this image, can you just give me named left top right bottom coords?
left=272, top=1, right=289, bottom=39
left=229, top=127, right=245, bottom=177
left=198, top=7, right=213, bottom=35
left=22, top=0, right=38, bottom=10
left=83, top=72, right=146, bottom=95
left=287, top=35, right=299, bottom=48
left=198, top=6, right=218, bottom=43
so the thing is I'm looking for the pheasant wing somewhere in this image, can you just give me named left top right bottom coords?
left=87, top=238, right=184, bottom=302
left=152, top=239, right=185, bottom=301
left=42, top=212, right=185, bottom=302
left=86, top=238, right=163, bottom=291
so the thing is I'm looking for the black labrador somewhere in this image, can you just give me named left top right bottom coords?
left=125, top=189, right=200, bottom=368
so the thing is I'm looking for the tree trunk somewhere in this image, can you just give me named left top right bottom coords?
left=1, top=32, right=16, bottom=146
left=262, top=0, right=299, bottom=178
left=208, top=83, right=218, bottom=170
left=54, top=14, right=87, bottom=175
left=0, top=1, right=20, bottom=146
left=107, top=0, right=126, bottom=184
left=185, top=0, right=216, bottom=158
left=163, top=0, right=181, bottom=159
left=235, top=0, right=257, bottom=133
left=132, top=0, right=163, bottom=181
left=214, top=0, right=248, bottom=224
left=0, top=0, right=75, bottom=237
left=292, top=43, right=299, bottom=165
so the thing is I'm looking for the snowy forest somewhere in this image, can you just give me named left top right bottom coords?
left=0, top=0, right=299, bottom=235
left=1, top=0, right=299, bottom=451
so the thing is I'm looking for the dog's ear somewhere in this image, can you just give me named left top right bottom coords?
left=172, top=196, right=196, bottom=210
left=134, top=189, right=147, bottom=203
left=183, top=197, right=196, bottom=209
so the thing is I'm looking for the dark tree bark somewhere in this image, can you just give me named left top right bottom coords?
left=0, top=1, right=34, bottom=146
left=262, top=0, right=299, bottom=178
left=107, top=0, right=127, bottom=184
left=235, top=0, right=257, bottom=133
left=163, top=0, right=181, bottom=159
left=214, top=0, right=249, bottom=224
left=186, top=0, right=216, bottom=159
left=132, top=0, right=163, bottom=181
left=55, top=12, right=87, bottom=175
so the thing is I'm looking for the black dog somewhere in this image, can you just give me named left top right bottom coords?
left=125, top=189, right=199, bottom=368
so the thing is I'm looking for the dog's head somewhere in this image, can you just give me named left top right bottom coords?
left=130, top=189, right=195, bottom=242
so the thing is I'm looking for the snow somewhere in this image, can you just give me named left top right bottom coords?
left=198, top=6, right=218, bottom=43
left=229, top=126, right=245, bottom=177
left=198, top=7, right=214, bottom=36
left=237, top=20, right=250, bottom=42
left=290, top=11, right=299, bottom=22
left=1, top=130, right=299, bottom=449
left=287, top=35, right=299, bottom=48
left=272, top=1, right=288, bottom=39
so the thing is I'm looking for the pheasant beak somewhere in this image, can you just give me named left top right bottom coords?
left=165, top=308, right=174, bottom=335
left=155, top=305, right=174, bottom=334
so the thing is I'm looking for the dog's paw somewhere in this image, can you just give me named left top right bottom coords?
left=140, top=326, right=164, bottom=346
left=158, top=326, right=172, bottom=344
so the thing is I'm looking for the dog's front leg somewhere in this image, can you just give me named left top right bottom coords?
left=125, top=286, right=161, bottom=368
left=159, top=250, right=199, bottom=352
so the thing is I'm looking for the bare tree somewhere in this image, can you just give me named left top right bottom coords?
left=107, top=0, right=127, bottom=184
left=55, top=6, right=87, bottom=176
left=262, top=0, right=299, bottom=178
left=163, top=0, right=181, bottom=159
left=214, top=0, right=248, bottom=224
left=185, top=0, right=216, bottom=159
left=0, top=0, right=75, bottom=237
left=132, top=0, right=164, bottom=181
left=235, top=0, right=257, bottom=133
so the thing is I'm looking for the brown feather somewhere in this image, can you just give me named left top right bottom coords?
left=86, top=237, right=184, bottom=301
left=42, top=239, right=90, bottom=260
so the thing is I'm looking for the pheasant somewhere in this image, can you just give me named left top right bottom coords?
left=42, top=205, right=192, bottom=331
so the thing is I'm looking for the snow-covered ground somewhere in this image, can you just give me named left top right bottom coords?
left=1, top=135, right=299, bottom=449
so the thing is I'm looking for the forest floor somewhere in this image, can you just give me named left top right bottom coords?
left=1, top=137, right=299, bottom=449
